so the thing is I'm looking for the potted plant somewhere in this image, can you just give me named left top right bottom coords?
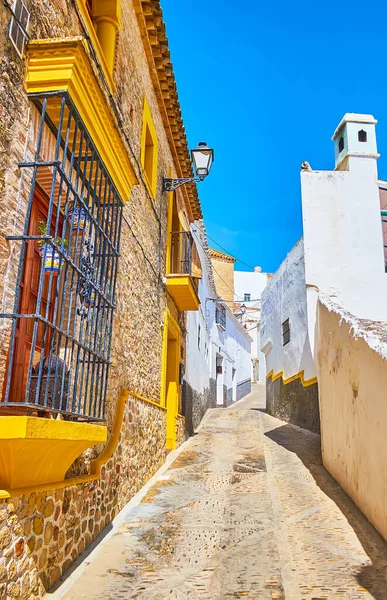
left=67, top=200, right=88, bottom=233
left=38, top=221, right=68, bottom=276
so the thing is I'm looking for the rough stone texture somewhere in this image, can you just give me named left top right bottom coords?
left=0, top=0, right=192, bottom=595
left=0, top=395, right=167, bottom=596
left=182, top=379, right=217, bottom=435
left=208, top=249, right=236, bottom=308
left=236, top=378, right=251, bottom=402
left=266, top=375, right=320, bottom=434
left=57, top=385, right=387, bottom=600
left=0, top=0, right=189, bottom=411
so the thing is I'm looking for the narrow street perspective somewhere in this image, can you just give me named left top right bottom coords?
left=1, top=0, right=387, bottom=598
left=52, top=386, right=387, bottom=600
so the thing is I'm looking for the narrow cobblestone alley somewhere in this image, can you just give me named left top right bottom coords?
left=51, top=386, right=387, bottom=600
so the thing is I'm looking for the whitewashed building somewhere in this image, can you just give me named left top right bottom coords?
left=234, top=268, right=269, bottom=383
left=260, top=113, right=387, bottom=434
left=183, top=222, right=252, bottom=433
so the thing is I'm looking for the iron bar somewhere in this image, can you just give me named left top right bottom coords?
left=1, top=91, right=123, bottom=421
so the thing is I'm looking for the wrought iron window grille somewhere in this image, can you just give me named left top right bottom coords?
left=0, top=91, right=123, bottom=421
left=170, top=231, right=194, bottom=275
left=215, top=303, right=226, bottom=330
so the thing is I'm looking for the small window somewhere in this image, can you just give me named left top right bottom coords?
left=358, top=129, right=367, bottom=143
left=244, top=293, right=251, bottom=302
left=8, top=0, right=30, bottom=58
left=215, top=303, right=226, bottom=329
left=338, top=136, right=344, bottom=153
left=282, top=319, right=290, bottom=346
left=198, top=324, right=201, bottom=349
left=140, top=99, right=158, bottom=197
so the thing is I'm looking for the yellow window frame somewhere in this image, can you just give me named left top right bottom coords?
left=140, top=98, right=159, bottom=198
left=76, top=0, right=120, bottom=93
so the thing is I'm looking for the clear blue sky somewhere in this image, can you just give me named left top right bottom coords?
left=162, top=0, right=387, bottom=273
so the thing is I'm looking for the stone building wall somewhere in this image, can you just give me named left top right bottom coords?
left=208, top=250, right=236, bottom=307
left=0, top=0, right=194, bottom=595
left=0, top=394, right=167, bottom=597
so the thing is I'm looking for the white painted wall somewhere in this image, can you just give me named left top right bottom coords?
left=234, top=269, right=268, bottom=382
left=317, top=296, right=387, bottom=541
left=302, top=114, right=387, bottom=322
left=185, top=223, right=252, bottom=407
left=260, top=239, right=316, bottom=381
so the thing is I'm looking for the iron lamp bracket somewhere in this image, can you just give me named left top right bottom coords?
left=162, top=176, right=204, bottom=193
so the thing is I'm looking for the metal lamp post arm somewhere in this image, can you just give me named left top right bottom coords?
left=162, top=176, right=204, bottom=193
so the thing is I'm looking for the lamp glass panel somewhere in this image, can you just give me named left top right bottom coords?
left=192, top=146, right=213, bottom=177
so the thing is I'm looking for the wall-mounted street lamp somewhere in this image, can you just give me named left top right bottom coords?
left=162, top=142, right=214, bottom=193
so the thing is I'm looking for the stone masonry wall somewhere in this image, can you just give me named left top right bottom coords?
left=0, top=0, right=190, bottom=595
left=0, top=395, right=167, bottom=597
left=208, top=255, right=235, bottom=307
left=266, top=375, right=320, bottom=434
left=183, top=379, right=217, bottom=435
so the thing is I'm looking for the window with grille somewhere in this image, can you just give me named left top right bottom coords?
left=282, top=318, right=290, bottom=346
left=8, top=0, right=30, bottom=57
left=215, top=303, right=226, bottom=329
left=0, top=91, right=123, bottom=421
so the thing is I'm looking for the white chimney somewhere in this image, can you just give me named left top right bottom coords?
left=332, top=113, right=379, bottom=174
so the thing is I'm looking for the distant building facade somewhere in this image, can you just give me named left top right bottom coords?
left=234, top=268, right=269, bottom=383
left=184, top=224, right=252, bottom=433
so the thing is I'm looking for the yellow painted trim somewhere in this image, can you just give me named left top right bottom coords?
left=128, top=391, right=167, bottom=411
left=0, top=388, right=131, bottom=498
left=176, top=414, right=185, bottom=419
left=160, top=309, right=180, bottom=450
left=0, top=417, right=106, bottom=441
left=165, top=275, right=200, bottom=311
left=26, top=38, right=137, bottom=203
left=266, top=369, right=318, bottom=388
left=0, top=417, right=107, bottom=490
left=75, top=0, right=118, bottom=91
left=140, top=97, right=159, bottom=198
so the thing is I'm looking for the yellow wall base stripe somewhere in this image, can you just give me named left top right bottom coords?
left=266, top=369, right=317, bottom=388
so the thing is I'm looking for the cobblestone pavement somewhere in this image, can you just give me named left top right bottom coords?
left=54, top=386, right=387, bottom=599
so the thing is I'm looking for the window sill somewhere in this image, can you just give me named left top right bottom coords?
left=0, top=416, right=107, bottom=490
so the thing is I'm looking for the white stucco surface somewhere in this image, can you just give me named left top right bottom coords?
left=302, top=115, right=387, bottom=322
left=260, top=239, right=316, bottom=381
left=317, top=296, right=387, bottom=541
left=234, top=269, right=268, bottom=382
left=185, top=223, right=252, bottom=406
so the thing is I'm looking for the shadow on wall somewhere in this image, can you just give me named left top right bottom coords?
left=265, top=424, right=387, bottom=600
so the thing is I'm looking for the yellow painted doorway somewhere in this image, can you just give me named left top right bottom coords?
left=161, top=310, right=180, bottom=450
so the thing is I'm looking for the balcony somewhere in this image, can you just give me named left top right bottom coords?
left=165, top=231, right=200, bottom=311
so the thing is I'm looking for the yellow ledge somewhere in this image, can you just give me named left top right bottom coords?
left=266, top=369, right=317, bottom=388
left=128, top=391, right=167, bottom=411
left=0, top=388, right=167, bottom=499
left=26, top=37, right=137, bottom=203
left=165, top=275, right=200, bottom=311
left=0, top=416, right=107, bottom=491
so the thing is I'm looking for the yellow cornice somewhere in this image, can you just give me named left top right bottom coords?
left=133, top=0, right=202, bottom=221
left=266, top=369, right=317, bottom=388
left=25, top=37, right=137, bottom=203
